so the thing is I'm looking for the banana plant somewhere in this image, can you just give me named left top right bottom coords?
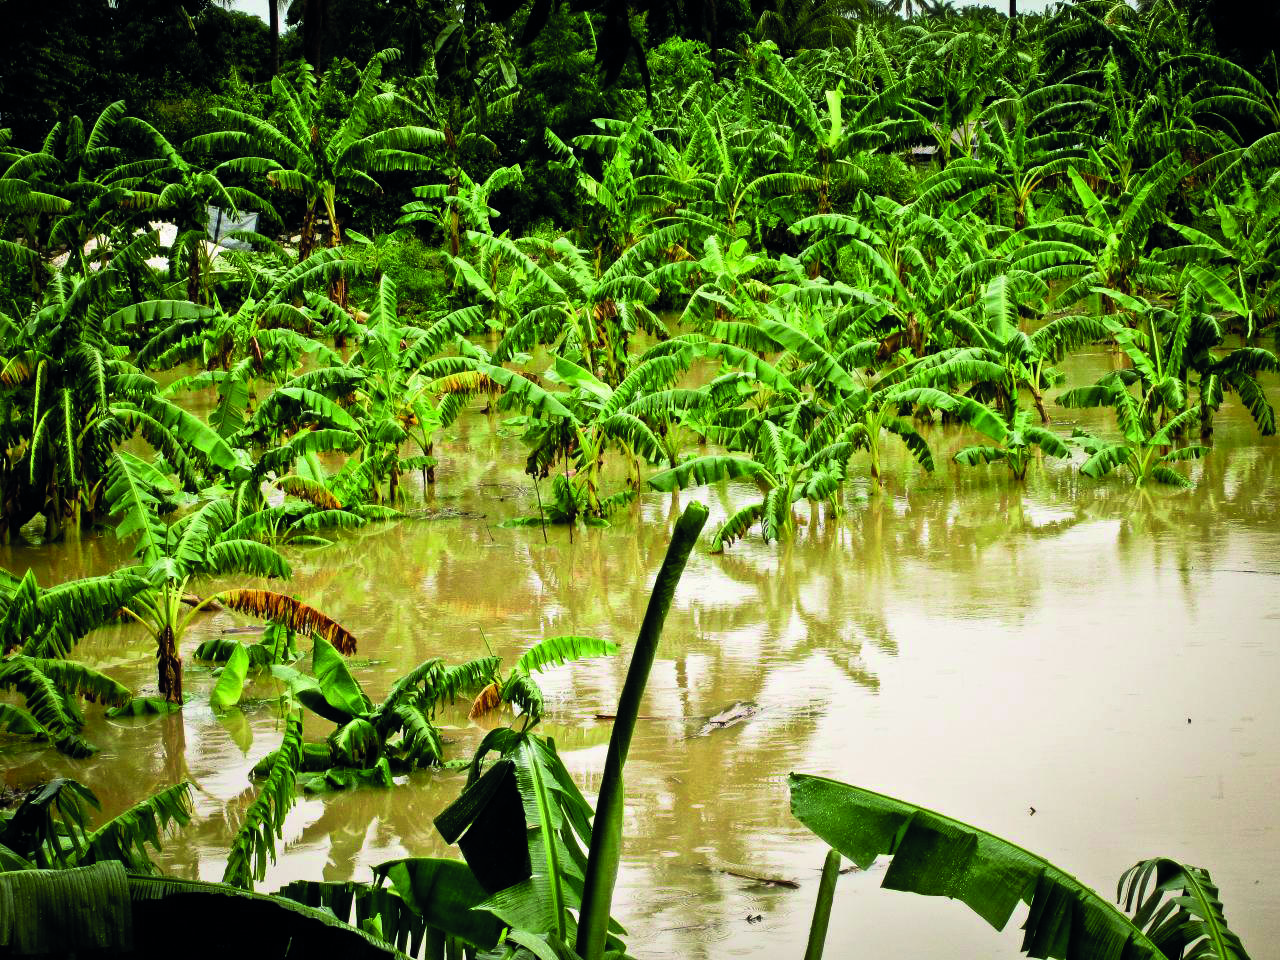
left=1059, top=374, right=1208, bottom=489
left=545, top=118, right=676, bottom=258
left=1158, top=174, right=1280, bottom=339
left=0, top=568, right=149, bottom=756
left=0, top=268, right=239, bottom=541
left=2, top=859, right=407, bottom=957
left=268, top=639, right=459, bottom=782
left=1185, top=51, right=1280, bottom=189
left=399, top=163, right=524, bottom=258
left=917, top=273, right=1113, bottom=422
left=515, top=351, right=698, bottom=520
left=1088, top=284, right=1277, bottom=441
left=648, top=415, right=863, bottom=550
left=0, top=102, right=150, bottom=283
left=746, top=47, right=921, bottom=212
left=140, top=246, right=349, bottom=389
left=105, top=455, right=356, bottom=703
left=487, top=232, right=666, bottom=387
left=655, top=233, right=780, bottom=331
left=790, top=774, right=1254, bottom=960
left=190, top=50, right=442, bottom=289
left=0, top=778, right=191, bottom=872
left=465, top=634, right=618, bottom=724
left=1035, top=156, right=1185, bottom=308
left=914, top=90, right=1086, bottom=229
left=893, top=386, right=1070, bottom=481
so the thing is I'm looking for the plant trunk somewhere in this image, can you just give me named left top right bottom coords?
left=187, top=240, right=201, bottom=304
left=1031, top=384, right=1050, bottom=423
left=157, top=625, right=183, bottom=704
left=268, top=0, right=280, bottom=76
left=328, top=209, right=348, bottom=309
left=1009, top=0, right=1017, bottom=41
left=303, top=0, right=326, bottom=69
left=299, top=202, right=317, bottom=261
left=575, top=503, right=709, bottom=960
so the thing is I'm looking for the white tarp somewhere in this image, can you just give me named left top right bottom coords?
left=206, top=206, right=259, bottom=250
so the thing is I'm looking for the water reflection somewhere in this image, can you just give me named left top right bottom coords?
left=0, top=352, right=1277, bottom=958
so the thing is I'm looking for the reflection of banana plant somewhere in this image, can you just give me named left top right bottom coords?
left=791, top=774, right=1255, bottom=960
left=433, top=505, right=706, bottom=960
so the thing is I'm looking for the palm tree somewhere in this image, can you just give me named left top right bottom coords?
left=755, top=0, right=871, bottom=58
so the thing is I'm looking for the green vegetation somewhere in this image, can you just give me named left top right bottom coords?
left=0, top=0, right=1275, bottom=957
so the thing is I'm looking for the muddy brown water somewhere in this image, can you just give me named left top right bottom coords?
left=3, top=347, right=1278, bottom=959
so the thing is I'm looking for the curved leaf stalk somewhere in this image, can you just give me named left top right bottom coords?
left=574, top=501, right=709, bottom=960
left=803, top=849, right=842, bottom=960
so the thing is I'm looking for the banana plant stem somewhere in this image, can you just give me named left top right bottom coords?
left=803, top=849, right=842, bottom=960
left=574, top=501, right=708, bottom=960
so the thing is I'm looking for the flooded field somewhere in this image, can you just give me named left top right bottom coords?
left=3, top=348, right=1278, bottom=958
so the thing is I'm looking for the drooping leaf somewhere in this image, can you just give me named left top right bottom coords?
left=789, top=774, right=1167, bottom=959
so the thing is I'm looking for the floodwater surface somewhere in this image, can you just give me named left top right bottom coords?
left=3, top=348, right=1278, bottom=959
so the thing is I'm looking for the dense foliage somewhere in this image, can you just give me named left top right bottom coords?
left=0, top=0, right=1275, bottom=957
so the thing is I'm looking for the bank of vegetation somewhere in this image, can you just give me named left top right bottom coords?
left=0, top=0, right=1275, bottom=956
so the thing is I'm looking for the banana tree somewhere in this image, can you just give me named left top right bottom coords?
left=790, top=773, right=1254, bottom=960
left=523, top=351, right=695, bottom=514
left=746, top=48, right=921, bottom=213
left=399, top=163, right=524, bottom=258
left=0, top=102, right=149, bottom=283
left=1035, top=157, right=1184, bottom=308
left=487, top=233, right=666, bottom=386
left=0, top=271, right=239, bottom=540
left=1158, top=175, right=1280, bottom=339
left=1059, top=378, right=1208, bottom=489
left=0, top=778, right=191, bottom=872
left=1088, top=284, right=1277, bottom=442
left=914, top=91, right=1087, bottom=229
left=649, top=413, right=865, bottom=550
left=913, top=273, right=1113, bottom=422
left=105, top=455, right=356, bottom=702
left=191, top=51, right=442, bottom=304
left=893, top=386, right=1070, bottom=481
left=0, top=568, right=147, bottom=756
left=139, top=246, right=350, bottom=387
